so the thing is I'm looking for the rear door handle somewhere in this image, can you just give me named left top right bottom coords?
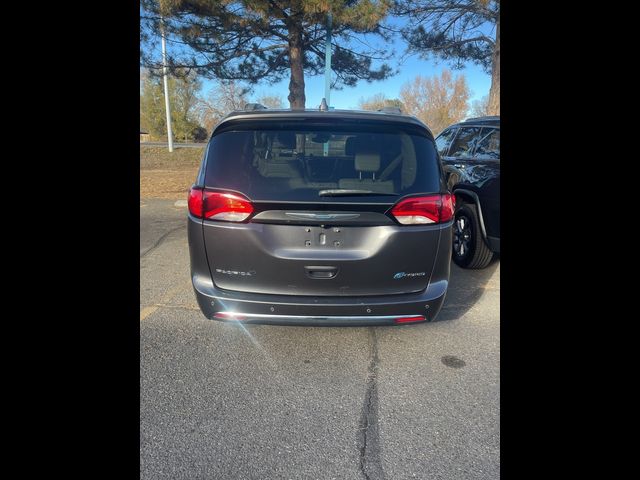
left=305, top=266, right=338, bottom=279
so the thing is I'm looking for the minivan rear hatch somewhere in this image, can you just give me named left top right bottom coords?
left=197, top=118, right=448, bottom=296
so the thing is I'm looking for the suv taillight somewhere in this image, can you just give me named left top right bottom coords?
left=188, top=187, right=254, bottom=222
left=390, top=194, right=454, bottom=225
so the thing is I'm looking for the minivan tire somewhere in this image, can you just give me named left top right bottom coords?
left=452, top=202, right=493, bottom=269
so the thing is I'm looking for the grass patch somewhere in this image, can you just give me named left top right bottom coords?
left=140, top=145, right=205, bottom=199
left=140, top=146, right=205, bottom=170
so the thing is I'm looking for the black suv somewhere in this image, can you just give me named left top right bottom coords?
left=187, top=105, right=454, bottom=325
left=436, top=116, right=500, bottom=269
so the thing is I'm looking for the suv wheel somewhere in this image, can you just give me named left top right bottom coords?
left=452, top=203, right=493, bottom=269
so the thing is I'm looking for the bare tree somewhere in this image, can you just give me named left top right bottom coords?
left=470, top=95, right=490, bottom=117
left=357, top=93, right=405, bottom=111
left=197, top=81, right=251, bottom=133
left=400, top=69, right=470, bottom=135
left=396, top=0, right=499, bottom=114
left=256, top=94, right=285, bottom=109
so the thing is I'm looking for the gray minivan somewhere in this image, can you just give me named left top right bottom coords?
left=187, top=106, right=453, bottom=325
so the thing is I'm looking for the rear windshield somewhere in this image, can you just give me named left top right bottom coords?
left=204, top=122, right=442, bottom=202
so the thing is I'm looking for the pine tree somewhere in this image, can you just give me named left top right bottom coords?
left=140, top=1, right=395, bottom=108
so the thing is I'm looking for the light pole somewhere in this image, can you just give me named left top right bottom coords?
left=324, top=11, right=332, bottom=108
left=160, top=15, right=174, bottom=152
left=323, top=12, right=332, bottom=156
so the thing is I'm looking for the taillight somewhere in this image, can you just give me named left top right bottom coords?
left=441, top=193, right=454, bottom=222
left=390, top=194, right=455, bottom=225
left=188, top=187, right=204, bottom=217
left=187, top=187, right=254, bottom=222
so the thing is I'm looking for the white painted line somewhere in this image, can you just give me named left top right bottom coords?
left=174, top=199, right=187, bottom=208
left=140, top=280, right=192, bottom=321
left=140, top=306, right=158, bottom=321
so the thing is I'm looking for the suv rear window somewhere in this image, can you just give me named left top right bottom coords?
left=204, top=121, right=442, bottom=202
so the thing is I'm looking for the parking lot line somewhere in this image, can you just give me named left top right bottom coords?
left=140, top=279, right=192, bottom=321
left=139, top=305, right=157, bottom=321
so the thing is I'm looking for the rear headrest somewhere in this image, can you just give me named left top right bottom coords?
left=355, top=153, right=380, bottom=172
left=345, top=136, right=358, bottom=156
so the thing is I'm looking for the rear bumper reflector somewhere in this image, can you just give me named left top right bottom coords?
left=394, top=315, right=426, bottom=324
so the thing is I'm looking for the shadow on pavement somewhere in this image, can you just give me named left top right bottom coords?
left=434, top=258, right=499, bottom=322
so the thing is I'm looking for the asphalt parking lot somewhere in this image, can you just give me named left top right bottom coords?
left=140, top=198, right=500, bottom=479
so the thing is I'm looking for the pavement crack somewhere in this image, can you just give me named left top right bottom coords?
left=140, top=225, right=184, bottom=258
left=358, top=327, right=385, bottom=480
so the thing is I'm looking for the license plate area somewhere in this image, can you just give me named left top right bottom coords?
left=304, top=226, right=344, bottom=248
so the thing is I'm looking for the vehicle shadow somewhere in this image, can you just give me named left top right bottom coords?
left=210, top=261, right=499, bottom=368
left=434, top=258, right=500, bottom=322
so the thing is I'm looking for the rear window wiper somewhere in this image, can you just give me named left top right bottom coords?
left=318, top=189, right=399, bottom=197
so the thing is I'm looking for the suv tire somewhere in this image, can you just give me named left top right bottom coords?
left=452, top=202, right=493, bottom=269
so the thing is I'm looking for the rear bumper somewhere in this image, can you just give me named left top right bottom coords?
left=191, top=274, right=448, bottom=326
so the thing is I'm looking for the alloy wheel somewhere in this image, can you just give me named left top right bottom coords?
left=453, top=215, right=472, bottom=258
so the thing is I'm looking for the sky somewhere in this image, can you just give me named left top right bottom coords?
left=161, top=12, right=494, bottom=110
left=239, top=58, right=491, bottom=110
